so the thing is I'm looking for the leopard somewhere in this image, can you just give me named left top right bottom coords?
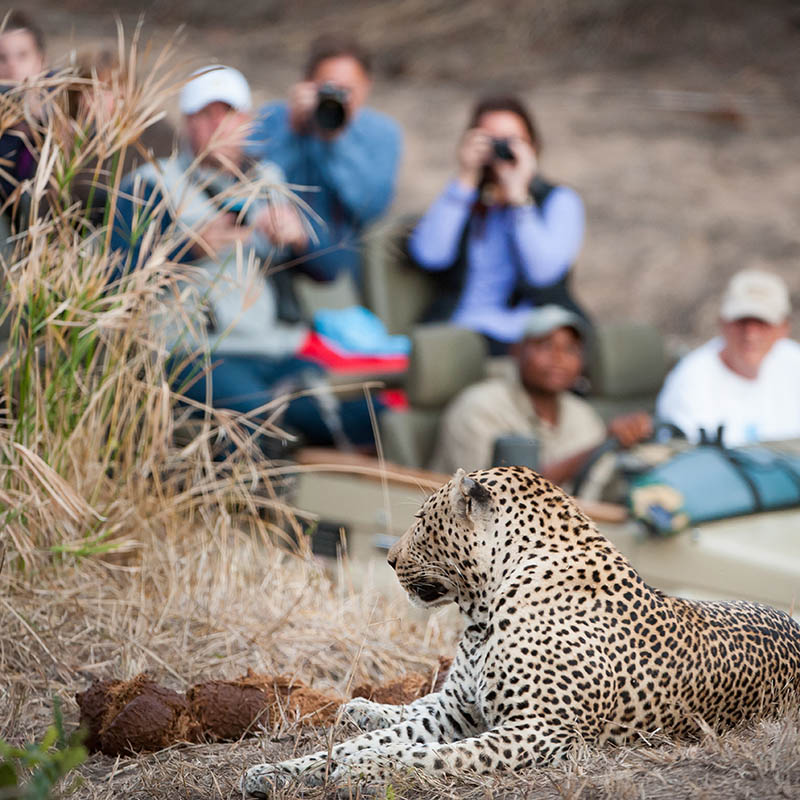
left=242, top=466, right=800, bottom=795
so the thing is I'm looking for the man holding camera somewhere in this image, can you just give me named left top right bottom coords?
left=247, top=33, right=402, bottom=285
left=429, top=305, right=652, bottom=490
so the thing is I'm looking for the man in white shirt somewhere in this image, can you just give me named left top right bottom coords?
left=657, top=269, right=800, bottom=446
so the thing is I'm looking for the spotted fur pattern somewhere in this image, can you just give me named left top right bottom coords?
left=243, top=466, right=800, bottom=794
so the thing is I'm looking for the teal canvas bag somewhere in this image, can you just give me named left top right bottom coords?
left=629, top=444, right=800, bottom=534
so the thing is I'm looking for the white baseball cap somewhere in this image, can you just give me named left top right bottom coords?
left=179, top=66, right=252, bottom=115
left=522, top=304, right=589, bottom=340
left=720, top=269, right=790, bottom=325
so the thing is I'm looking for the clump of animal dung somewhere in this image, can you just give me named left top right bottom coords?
left=75, top=659, right=451, bottom=756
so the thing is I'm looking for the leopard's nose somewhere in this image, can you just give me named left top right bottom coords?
left=387, top=555, right=397, bottom=570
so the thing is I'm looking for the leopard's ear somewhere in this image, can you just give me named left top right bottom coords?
left=451, top=469, right=491, bottom=523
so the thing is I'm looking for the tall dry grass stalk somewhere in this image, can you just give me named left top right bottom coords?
left=0, top=27, right=309, bottom=565
left=0, top=30, right=447, bottom=798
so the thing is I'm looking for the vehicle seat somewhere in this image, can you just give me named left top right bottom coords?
left=586, top=321, right=668, bottom=421
left=293, top=270, right=362, bottom=317
left=379, top=324, right=488, bottom=468
left=361, top=215, right=435, bottom=335
left=289, top=215, right=435, bottom=338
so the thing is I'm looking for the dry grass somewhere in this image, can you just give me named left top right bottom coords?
left=0, top=37, right=448, bottom=798
left=61, top=701, right=800, bottom=799
left=0, top=27, right=798, bottom=800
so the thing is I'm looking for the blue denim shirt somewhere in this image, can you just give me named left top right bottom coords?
left=247, top=102, right=402, bottom=283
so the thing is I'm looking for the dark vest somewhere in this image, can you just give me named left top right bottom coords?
left=414, top=177, right=589, bottom=327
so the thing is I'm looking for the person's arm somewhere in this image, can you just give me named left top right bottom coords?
left=538, top=411, right=653, bottom=486
left=109, top=178, right=179, bottom=280
left=429, top=388, right=504, bottom=474
left=303, top=111, right=402, bottom=226
left=408, top=181, right=477, bottom=271
left=110, top=178, right=240, bottom=277
left=507, top=186, right=585, bottom=287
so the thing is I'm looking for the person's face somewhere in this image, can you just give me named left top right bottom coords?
left=720, top=316, right=788, bottom=377
left=518, top=326, right=584, bottom=395
left=0, top=28, right=44, bottom=82
left=184, top=102, right=250, bottom=169
left=80, top=77, right=116, bottom=122
left=476, top=110, right=532, bottom=149
left=311, top=55, right=371, bottom=115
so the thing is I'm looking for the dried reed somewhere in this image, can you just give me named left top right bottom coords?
left=0, top=28, right=446, bottom=796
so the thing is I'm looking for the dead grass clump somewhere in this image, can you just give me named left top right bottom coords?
left=0, top=37, right=450, bottom=798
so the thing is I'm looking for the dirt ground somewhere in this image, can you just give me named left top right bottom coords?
left=22, top=0, right=800, bottom=346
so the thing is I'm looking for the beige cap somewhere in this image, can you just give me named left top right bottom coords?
left=720, top=269, right=790, bottom=325
left=522, top=304, right=589, bottom=340
left=179, top=66, right=252, bottom=115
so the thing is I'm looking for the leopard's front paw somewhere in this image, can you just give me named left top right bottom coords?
left=241, top=758, right=325, bottom=797
left=328, top=750, right=390, bottom=786
left=342, top=697, right=401, bottom=730
left=240, top=763, right=282, bottom=798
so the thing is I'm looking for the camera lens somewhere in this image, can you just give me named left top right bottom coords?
left=314, top=84, right=348, bottom=132
left=492, top=138, right=515, bottom=162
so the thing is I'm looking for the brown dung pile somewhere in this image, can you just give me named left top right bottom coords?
left=76, top=660, right=453, bottom=755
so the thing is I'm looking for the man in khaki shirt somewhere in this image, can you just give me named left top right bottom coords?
left=430, top=305, right=652, bottom=490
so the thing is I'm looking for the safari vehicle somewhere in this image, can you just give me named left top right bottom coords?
left=288, top=219, right=800, bottom=617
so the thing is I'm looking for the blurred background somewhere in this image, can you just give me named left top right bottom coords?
left=22, top=0, right=800, bottom=345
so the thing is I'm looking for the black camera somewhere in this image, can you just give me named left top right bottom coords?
left=492, top=137, right=516, bottom=162
left=314, top=82, right=350, bottom=132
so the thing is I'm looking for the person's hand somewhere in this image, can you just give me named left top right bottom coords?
left=608, top=412, right=654, bottom=449
left=254, top=203, right=309, bottom=250
left=193, top=213, right=251, bottom=259
left=494, top=137, right=538, bottom=205
left=288, top=81, right=319, bottom=132
left=456, top=128, right=492, bottom=189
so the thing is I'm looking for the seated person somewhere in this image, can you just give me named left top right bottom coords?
left=111, top=66, right=380, bottom=449
left=408, top=95, right=585, bottom=355
left=66, top=48, right=176, bottom=225
left=247, top=32, right=402, bottom=287
left=430, top=305, right=652, bottom=491
left=0, top=12, right=47, bottom=245
left=656, top=268, right=800, bottom=446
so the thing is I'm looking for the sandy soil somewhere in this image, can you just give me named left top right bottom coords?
left=21, top=0, right=800, bottom=344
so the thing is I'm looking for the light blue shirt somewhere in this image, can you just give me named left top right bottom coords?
left=247, top=102, right=402, bottom=283
left=409, top=180, right=585, bottom=342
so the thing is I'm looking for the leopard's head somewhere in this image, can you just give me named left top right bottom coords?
left=387, top=466, right=601, bottom=612
left=387, top=469, right=496, bottom=609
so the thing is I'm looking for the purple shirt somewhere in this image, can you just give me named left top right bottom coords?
left=409, top=180, right=585, bottom=342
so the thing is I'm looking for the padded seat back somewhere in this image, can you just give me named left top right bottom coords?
left=361, top=216, right=436, bottom=335
left=586, top=322, right=667, bottom=421
left=294, top=270, right=362, bottom=317
left=379, top=325, right=488, bottom=467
